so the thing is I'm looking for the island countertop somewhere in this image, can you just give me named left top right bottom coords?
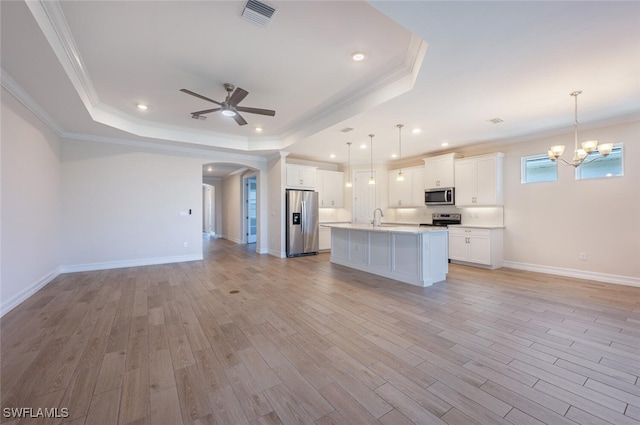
left=323, top=223, right=448, bottom=234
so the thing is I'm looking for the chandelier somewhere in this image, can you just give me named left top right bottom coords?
left=548, top=91, right=612, bottom=167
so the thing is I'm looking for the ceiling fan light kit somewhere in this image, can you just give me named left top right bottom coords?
left=180, top=83, right=275, bottom=126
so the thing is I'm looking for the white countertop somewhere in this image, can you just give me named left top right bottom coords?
left=448, top=224, right=505, bottom=229
left=324, top=223, right=448, bottom=234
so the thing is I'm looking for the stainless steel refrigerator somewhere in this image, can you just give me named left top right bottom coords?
left=286, top=189, right=319, bottom=257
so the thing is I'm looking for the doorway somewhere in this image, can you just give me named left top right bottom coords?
left=244, top=175, right=257, bottom=244
left=202, top=184, right=215, bottom=236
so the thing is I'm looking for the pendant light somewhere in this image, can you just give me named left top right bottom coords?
left=396, top=124, right=405, bottom=181
left=548, top=90, right=613, bottom=167
left=345, top=142, right=353, bottom=188
left=368, top=134, right=375, bottom=185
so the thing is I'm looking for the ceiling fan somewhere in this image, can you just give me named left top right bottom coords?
left=180, top=83, right=275, bottom=126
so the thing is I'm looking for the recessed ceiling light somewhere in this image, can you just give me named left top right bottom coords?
left=441, top=142, right=449, bottom=147
left=352, top=52, right=365, bottom=61
left=137, top=104, right=148, bottom=110
left=255, top=127, right=263, bottom=133
left=207, top=167, right=213, bottom=172
left=360, top=144, right=367, bottom=149
left=412, top=128, right=421, bottom=134
left=330, top=154, right=336, bottom=158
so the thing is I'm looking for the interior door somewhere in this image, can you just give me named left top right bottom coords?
left=246, top=176, right=257, bottom=243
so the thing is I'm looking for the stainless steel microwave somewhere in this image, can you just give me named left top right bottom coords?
left=425, top=188, right=455, bottom=205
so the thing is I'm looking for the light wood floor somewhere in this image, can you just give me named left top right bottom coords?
left=2, top=238, right=640, bottom=425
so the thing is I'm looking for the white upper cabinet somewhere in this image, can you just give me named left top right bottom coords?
left=317, top=170, right=344, bottom=208
left=286, top=164, right=316, bottom=189
left=388, top=166, right=425, bottom=208
left=411, top=167, right=425, bottom=206
left=454, top=153, right=504, bottom=206
left=424, top=153, right=460, bottom=189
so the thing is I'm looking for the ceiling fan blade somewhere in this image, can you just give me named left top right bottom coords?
left=233, top=113, right=248, bottom=126
left=191, top=108, right=221, bottom=115
left=180, top=89, right=222, bottom=105
left=228, top=87, right=249, bottom=106
left=236, top=106, right=276, bottom=116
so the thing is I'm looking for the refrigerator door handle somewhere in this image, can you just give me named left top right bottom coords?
left=301, top=200, right=305, bottom=234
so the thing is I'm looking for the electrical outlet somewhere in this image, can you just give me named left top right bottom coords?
left=579, top=252, right=587, bottom=261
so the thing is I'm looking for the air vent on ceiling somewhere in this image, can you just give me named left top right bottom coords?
left=242, top=0, right=276, bottom=27
left=487, top=117, right=504, bottom=124
left=340, top=127, right=354, bottom=133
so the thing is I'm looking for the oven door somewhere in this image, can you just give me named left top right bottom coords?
left=425, top=188, right=455, bottom=205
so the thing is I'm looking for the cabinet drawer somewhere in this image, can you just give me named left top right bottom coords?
left=448, top=227, right=491, bottom=237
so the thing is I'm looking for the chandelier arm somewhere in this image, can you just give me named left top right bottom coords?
left=581, top=155, right=604, bottom=166
left=556, top=157, right=575, bottom=167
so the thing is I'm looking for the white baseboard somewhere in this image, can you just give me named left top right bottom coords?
left=60, top=254, right=203, bottom=273
left=1, top=267, right=60, bottom=317
left=268, top=248, right=286, bottom=258
left=221, top=235, right=244, bottom=245
left=503, top=260, right=640, bottom=288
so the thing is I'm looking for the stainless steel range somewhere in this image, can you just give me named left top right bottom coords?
left=421, top=213, right=461, bottom=262
left=420, top=213, right=461, bottom=228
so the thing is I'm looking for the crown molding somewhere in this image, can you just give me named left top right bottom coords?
left=62, top=131, right=268, bottom=164
left=25, top=0, right=99, bottom=110
left=1, top=68, right=65, bottom=136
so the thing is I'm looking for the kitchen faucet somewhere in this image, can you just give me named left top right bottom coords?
left=372, top=208, right=384, bottom=227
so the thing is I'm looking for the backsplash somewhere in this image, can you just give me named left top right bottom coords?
left=383, top=206, right=504, bottom=226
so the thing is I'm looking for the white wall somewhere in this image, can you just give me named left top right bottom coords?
left=60, top=139, right=204, bottom=270
left=501, top=120, right=639, bottom=282
left=1, top=89, right=61, bottom=315
left=267, top=154, right=285, bottom=257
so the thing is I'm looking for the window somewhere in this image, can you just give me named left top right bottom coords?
left=521, top=154, right=557, bottom=183
left=576, top=144, right=623, bottom=180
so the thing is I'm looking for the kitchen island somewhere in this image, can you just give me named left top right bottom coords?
left=327, top=224, right=449, bottom=287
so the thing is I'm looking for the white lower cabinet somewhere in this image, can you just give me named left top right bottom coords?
left=319, top=226, right=331, bottom=251
left=448, top=227, right=503, bottom=269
